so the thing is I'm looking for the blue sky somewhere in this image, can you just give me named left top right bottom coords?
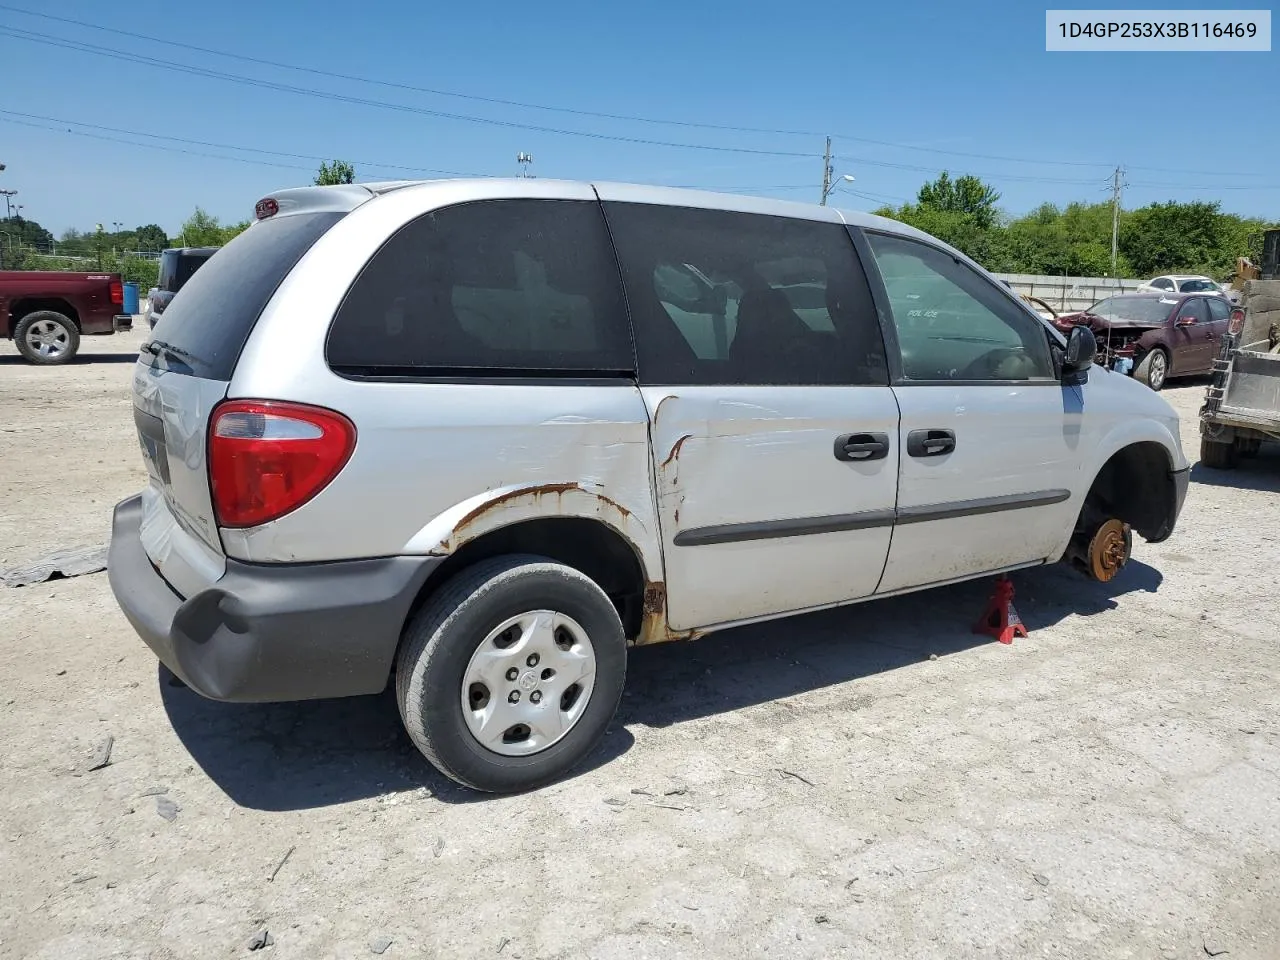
left=0, top=0, right=1275, bottom=236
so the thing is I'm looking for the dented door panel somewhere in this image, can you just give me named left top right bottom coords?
left=643, top=385, right=900, bottom=630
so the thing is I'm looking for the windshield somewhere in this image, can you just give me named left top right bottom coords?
left=1088, top=297, right=1172, bottom=324
left=1178, top=279, right=1218, bottom=292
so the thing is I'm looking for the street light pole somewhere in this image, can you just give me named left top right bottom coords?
left=0, top=189, right=15, bottom=220
left=819, top=138, right=855, bottom=205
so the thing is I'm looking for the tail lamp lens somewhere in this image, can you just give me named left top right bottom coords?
left=1228, top=309, right=1245, bottom=336
left=209, top=400, right=356, bottom=528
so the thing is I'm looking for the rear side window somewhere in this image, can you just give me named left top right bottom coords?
left=327, top=199, right=632, bottom=377
left=1208, top=297, right=1231, bottom=321
left=1151, top=278, right=1174, bottom=290
left=148, top=212, right=343, bottom=380
left=605, top=203, right=888, bottom=386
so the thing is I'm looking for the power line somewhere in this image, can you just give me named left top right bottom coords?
left=833, top=153, right=1106, bottom=185
left=0, top=25, right=819, bottom=160
left=0, top=109, right=482, bottom=177
left=0, top=2, right=1120, bottom=170
left=1128, top=179, right=1280, bottom=191
left=1, top=18, right=1121, bottom=189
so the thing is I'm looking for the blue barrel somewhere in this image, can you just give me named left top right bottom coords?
left=122, top=282, right=140, bottom=315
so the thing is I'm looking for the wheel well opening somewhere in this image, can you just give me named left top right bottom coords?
left=406, top=518, right=648, bottom=642
left=9, top=299, right=81, bottom=336
left=1080, top=442, right=1176, bottom=543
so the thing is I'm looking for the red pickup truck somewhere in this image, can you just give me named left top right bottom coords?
left=1, top=271, right=132, bottom=365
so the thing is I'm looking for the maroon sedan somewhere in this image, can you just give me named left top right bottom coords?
left=1053, top=293, right=1243, bottom=391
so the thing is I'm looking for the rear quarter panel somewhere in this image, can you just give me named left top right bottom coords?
left=220, top=181, right=664, bottom=583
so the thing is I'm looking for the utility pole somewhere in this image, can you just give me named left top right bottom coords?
left=0, top=189, right=15, bottom=220
left=516, top=152, right=534, bottom=179
left=820, top=136, right=833, bottom=206
left=1109, top=166, right=1124, bottom=275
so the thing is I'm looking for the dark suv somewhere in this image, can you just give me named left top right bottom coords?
left=146, top=247, right=218, bottom=328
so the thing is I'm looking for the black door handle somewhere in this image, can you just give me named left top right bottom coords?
left=834, top=432, right=890, bottom=462
left=907, top=428, right=956, bottom=458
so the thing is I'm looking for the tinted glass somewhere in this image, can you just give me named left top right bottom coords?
left=147, top=212, right=344, bottom=380
left=175, top=252, right=212, bottom=288
left=1089, top=297, right=1174, bottom=324
left=1180, top=298, right=1211, bottom=323
left=157, top=251, right=178, bottom=292
left=1178, top=278, right=1217, bottom=293
left=327, top=200, right=632, bottom=376
left=605, top=203, right=887, bottom=386
left=865, top=232, right=1055, bottom=382
left=1208, top=297, right=1231, bottom=321
left=1151, top=278, right=1174, bottom=290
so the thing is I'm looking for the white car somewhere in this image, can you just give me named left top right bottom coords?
left=108, top=178, right=1191, bottom=792
left=1138, top=274, right=1241, bottom=305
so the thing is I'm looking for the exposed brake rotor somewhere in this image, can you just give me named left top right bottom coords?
left=1088, top=519, right=1132, bottom=582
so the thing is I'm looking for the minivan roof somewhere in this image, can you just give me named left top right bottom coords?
left=254, top=177, right=920, bottom=236
left=162, top=246, right=220, bottom=256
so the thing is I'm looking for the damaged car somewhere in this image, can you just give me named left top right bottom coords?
left=1054, top=292, right=1241, bottom=391
left=108, top=179, right=1190, bottom=793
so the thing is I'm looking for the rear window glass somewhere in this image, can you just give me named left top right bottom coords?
left=147, top=212, right=343, bottom=380
left=326, top=199, right=632, bottom=377
left=1178, top=279, right=1218, bottom=293
left=157, top=251, right=211, bottom=292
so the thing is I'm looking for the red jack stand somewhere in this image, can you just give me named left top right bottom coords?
left=972, top=575, right=1027, bottom=645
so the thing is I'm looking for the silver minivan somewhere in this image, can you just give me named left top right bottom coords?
left=109, top=179, right=1189, bottom=792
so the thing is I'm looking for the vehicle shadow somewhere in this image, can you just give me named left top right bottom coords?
left=163, top=560, right=1161, bottom=812
left=1191, top=447, right=1280, bottom=491
left=0, top=353, right=139, bottom=366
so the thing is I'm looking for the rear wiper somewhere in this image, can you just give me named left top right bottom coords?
left=142, top=339, right=198, bottom=363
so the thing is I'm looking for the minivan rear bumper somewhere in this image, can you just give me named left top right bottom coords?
left=108, top=494, right=442, bottom=702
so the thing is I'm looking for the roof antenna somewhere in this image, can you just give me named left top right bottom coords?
left=516, top=152, right=534, bottom=179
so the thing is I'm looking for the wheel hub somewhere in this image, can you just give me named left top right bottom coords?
left=460, top=610, right=596, bottom=757
left=26, top=320, right=70, bottom=359
left=1088, top=519, right=1131, bottom=582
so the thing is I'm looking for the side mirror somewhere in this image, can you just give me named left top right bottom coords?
left=1176, top=315, right=1197, bottom=327
left=1062, top=325, right=1097, bottom=385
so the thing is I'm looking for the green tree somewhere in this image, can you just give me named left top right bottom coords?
left=175, top=208, right=249, bottom=247
left=133, top=223, right=169, bottom=252
left=916, top=172, right=1002, bottom=230
left=220, top=220, right=250, bottom=243
left=178, top=207, right=225, bottom=246
left=0, top=216, right=55, bottom=250
left=1119, top=200, right=1225, bottom=277
left=314, top=160, right=356, bottom=185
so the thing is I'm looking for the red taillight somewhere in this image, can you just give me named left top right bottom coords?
left=1229, top=308, right=1245, bottom=336
left=208, top=400, right=356, bottom=528
left=255, top=197, right=279, bottom=220
left=110, top=280, right=123, bottom=306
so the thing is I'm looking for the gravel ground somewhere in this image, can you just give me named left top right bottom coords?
left=2, top=326, right=1278, bottom=960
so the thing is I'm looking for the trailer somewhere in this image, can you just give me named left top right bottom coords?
left=1199, top=283, right=1280, bottom=468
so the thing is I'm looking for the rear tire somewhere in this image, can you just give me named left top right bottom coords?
left=14, top=311, right=80, bottom=365
left=1134, top=348, right=1168, bottom=391
left=395, top=555, right=627, bottom=793
left=1199, top=437, right=1239, bottom=470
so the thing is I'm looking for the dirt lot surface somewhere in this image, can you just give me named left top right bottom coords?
left=2, top=327, right=1279, bottom=960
